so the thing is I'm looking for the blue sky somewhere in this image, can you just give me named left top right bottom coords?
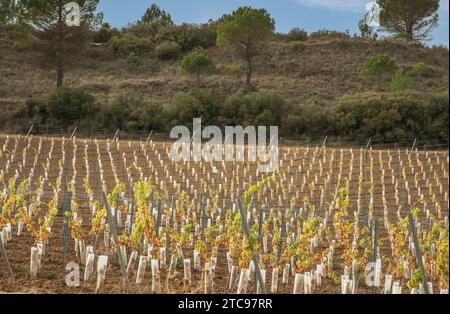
left=97, top=0, right=449, bottom=46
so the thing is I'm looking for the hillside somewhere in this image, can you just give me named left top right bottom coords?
left=0, top=28, right=449, bottom=139
left=1, top=30, right=448, bottom=101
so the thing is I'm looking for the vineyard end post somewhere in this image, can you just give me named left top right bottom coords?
left=407, top=212, right=430, bottom=294
left=0, top=231, right=14, bottom=281
left=102, top=191, right=132, bottom=293
left=62, top=192, right=73, bottom=264
left=237, top=198, right=266, bottom=294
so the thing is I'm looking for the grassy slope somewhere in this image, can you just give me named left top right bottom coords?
left=0, top=30, right=448, bottom=115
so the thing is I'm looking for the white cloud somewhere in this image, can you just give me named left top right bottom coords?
left=293, top=0, right=369, bottom=12
left=294, top=0, right=448, bottom=13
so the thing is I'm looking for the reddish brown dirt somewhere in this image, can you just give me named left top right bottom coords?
left=0, top=134, right=448, bottom=294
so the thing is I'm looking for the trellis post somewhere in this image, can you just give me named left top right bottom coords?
left=237, top=198, right=266, bottom=294
left=407, top=212, right=430, bottom=294
left=112, top=129, right=120, bottom=142
left=156, top=199, right=162, bottom=238
left=69, top=126, right=78, bottom=140
left=102, top=191, right=132, bottom=292
left=317, top=136, right=328, bottom=158
left=145, top=130, right=154, bottom=147
left=0, top=232, right=14, bottom=280
left=411, top=138, right=417, bottom=151
left=371, top=218, right=378, bottom=294
left=25, top=124, right=34, bottom=140
left=363, top=137, right=372, bottom=228
left=62, top=192, right=73, bottom=264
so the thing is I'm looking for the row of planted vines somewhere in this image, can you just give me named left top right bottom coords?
left=0, top=134, right=448, bottom=294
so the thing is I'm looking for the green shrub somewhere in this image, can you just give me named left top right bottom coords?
left=287, top=41, right=306, bottom=53
left=47, top=88, right=98, bottom=127
left=154, top=41, right=181, bottom=60
left=11, top=98, right=49, bottom=129
left=126, top=21, right=165, bottom=39
left=331, top=91, right=449, bottom=140
left=24, top=99, right=45, bottom=118
left=127, top=101, right=165, bottom=131
left=282, top=103, right=330, bottom=136
left=8, top=26, right=37, bottom=50
left=411, top=62, right=427, bottom=74
left=102, top=95, right=165, bottom=132
left=426, top=91, right=449, bottom=139
left=156, top=23, right=217, bottom=51
left=101, top=95, right=132, bottom=129
left=181, top=51, right=216, bottom=86
left=309, top=29, right=350, bottom=41
left=361, top=53, right=396, bottom=78
left=164, top=90, right=287, bottom=129
left=388, top=70, right=411, bottom=92
left=224, top=92, right=287, bottom=127
left=166, top=89, right=226, bottom=128
left=407, top=269, right=425, bottom=290
left=111, top=34, right=154, bottom=56
left=93, top=23, right=120, bottom=44
left=286, top=27, right=308, bottom=42
left=410, top=62, right=434, bottom=77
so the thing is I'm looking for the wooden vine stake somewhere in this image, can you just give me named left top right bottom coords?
left=102, top=191, right=131, bottom=293
left=0, top=234, right=14, bottom=280
left=62, top=192, right=72, bottom=264
left=237, top=198, right=266, bottom=294
left=371, top=218, right=378, bottom=294
left=407, top=212, right=430, bottom=294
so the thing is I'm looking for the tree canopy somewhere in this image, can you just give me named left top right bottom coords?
left=17, top=0, right=102, bottom=87
left=140, top=4, right=173, bottom=25
left=217, top=7, right=275, bottom=89
left=361, top=53, right=396, bottom=78
left=0, top=0, right=17, bottom=25
left=377, top=0, right=440, bottom=42
left=181, top=51, right=216, bottom=87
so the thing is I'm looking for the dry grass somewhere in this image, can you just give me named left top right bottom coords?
left=0, top=30, right=448, bottom=113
